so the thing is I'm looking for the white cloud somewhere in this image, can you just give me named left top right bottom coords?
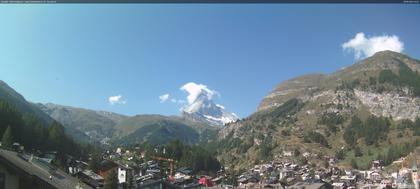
left=159, top=93, right=186, bottom=105
left=108, top=95, right=126, bottom=105
left=177, top=100, right=186, bottom=104
left=342, top=32, right=404, bottom=59
left=159, top=94, right=170, bottom=103
left=180, top=82, right=219, bottom=105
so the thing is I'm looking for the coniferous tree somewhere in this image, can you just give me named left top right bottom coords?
left=88, top=152, right=101, bottom=173
left=104, top=169, right=118, bottom=189
left=1, top=126, right=14, bottom=148
left=351, top=159, right=358, bottom=169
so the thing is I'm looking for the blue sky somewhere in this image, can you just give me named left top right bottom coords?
left=0, top=4, right=419, bottom=118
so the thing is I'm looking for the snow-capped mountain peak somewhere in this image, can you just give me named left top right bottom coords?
left=180, top=82, right=237, bottom=126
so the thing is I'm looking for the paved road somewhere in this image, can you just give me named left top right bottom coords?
left=0, top=149, right=93, bottom=189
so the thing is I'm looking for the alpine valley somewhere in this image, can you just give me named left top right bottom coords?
left=1, top=50, right=420, bottom=172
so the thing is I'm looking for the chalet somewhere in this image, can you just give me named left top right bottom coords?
left=77, top=170, right=104, bottom=188
left=198, top=176, right=214, bottom=187
left=331, top=182, right=345, bottom=188
left=369, top=170, right=382, bottom=182
left=289, top=180, right=333, bottom=189
left=283, top=151, right=293, bottom=157
left=238, top=174, right=260, bottom=186
left=98, top=160, right=118, bottom=179
left=279, top=169, right=294, bottom=179
left=211, top=175, right=224, bottom=185
left=137, top=179, right=181, bottom=189
left=116, top=162, right=134, bottom=184
left=339, top=175, right=356, bottom=184
left=0, top=149, right=92, bottom=189
left=175, top=167, right=193, bottom=180
left=371, top=160, right=384, bottom=170
left=302, top=152, right=311, bottom=158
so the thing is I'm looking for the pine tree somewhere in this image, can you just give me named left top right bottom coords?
left=351, top=159, right=358, bottom=169
left=88, top=152, right=101, bottom=173
left=48, top=121, right=65, bottom=150
left=1, top=126, right=14, bottom=148
left=126, top=174, right=134, bottom=189
left=104, top=169, right=118, bottom=189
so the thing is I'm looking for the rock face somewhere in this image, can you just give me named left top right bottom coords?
left=354, top=89, right=420, bottom=121
left=258, top=51, right=420, bottom=114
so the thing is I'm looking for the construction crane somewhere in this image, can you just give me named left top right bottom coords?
left=151, top=156, right=176, bottom=179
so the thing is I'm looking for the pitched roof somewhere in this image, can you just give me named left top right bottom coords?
left=0, top=149, right=93, bottom=189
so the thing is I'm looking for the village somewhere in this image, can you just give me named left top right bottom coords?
left=1, top=140, right=420, bottom=189
left=63, top=146, right=420, bottom=189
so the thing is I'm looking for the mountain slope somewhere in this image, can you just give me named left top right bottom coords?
left=114, top=117, right=200, bottom=145
left=259, top=51, right=420, bottom=112
left=0, top=81, right=54, bottom=124
left=113, top=114, right=218, bottom=145
left=36, top=103, right=127, bottom=143
left=37, top=105, right=219, bottom=146
left=0, top=80, right=88, bottom=160
left=216, top=51, right=420, bottom=170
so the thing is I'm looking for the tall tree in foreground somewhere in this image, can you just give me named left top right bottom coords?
left=88, top=152, right=101, bottom=173
left=104, top=169, right=118, bottom=189
left=1, top=126, right=14, bottom=148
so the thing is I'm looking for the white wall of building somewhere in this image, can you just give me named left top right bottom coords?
left=118, top=167, right=126, bottom=184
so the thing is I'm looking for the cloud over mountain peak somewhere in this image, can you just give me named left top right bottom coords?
left=342, top=32, right=404, bottom=59
left=180, top=82, right=237, bottom=126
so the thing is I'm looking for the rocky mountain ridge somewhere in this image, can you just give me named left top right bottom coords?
left=215, top=51, right=420, bottom=170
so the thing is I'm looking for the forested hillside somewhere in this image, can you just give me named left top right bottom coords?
left=0, top=99, right=93, bottom=167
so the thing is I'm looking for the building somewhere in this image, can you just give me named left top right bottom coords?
left=0, top=148, right=92, bottom=189
left=98, top=160, right=119, bottom=179
left=77, top=170, right=104, bottom=188
left=137, top=179, right=181, bottom=189
left=288, top=180, right=333, bottom=189
left=116, top=162, right=134, bottom=185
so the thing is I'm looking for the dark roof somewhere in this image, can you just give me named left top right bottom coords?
left=99, top=160, right=119, bottom=172
left=0, top=149, right=93, bottom=189
left=289, top=180, right=333, bottom=189
left=176, top=167, right=193, bottom=174
left=137, top=179, right=182, bottom=189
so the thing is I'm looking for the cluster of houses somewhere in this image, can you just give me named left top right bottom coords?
left=62, top=145, right=420, bottom=189
left=231, top=156, right=420, bottom=189
left=4, top=141, right=420, bottom=189
left=67, top=147, right=231, bottom=189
